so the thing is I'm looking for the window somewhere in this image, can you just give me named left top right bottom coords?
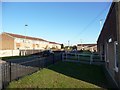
left=15, top=38, right=20, bottom=43
left=16, top=43, right=20, bottom=47
left=114, top=41, right=118, bottom=72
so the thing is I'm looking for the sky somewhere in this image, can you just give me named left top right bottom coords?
left=2, top=2, right=112, bottom=46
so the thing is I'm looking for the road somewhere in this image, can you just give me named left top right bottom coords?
left=5, top=52, right=62, bottom=64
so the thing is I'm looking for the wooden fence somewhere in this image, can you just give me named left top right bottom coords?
left=1, top=53, right=62, bottom=89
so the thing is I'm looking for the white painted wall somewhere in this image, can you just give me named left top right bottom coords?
left=0, top=50, right=20, bottom=57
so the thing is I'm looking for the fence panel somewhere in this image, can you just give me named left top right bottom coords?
left=2, top=62, right=10, bottom=89
left=54, top=53, right=62, bottom=63
left=62, top=53, right=101, bottom=64
left=1, top=53, right=62, bottom=89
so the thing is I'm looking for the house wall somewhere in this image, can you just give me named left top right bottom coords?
left=0, top=33, right=14, bottom=50
left=117, top=2, right=120, bottom=87
left=77, top=45, right=97, bottom=52
left=118, top=2, right=120, bottom=86
left=53, top=44, right=61, bottom=49
left=0, top=50, right=20, bottom=57
left=39, top=41, right=49, bottom=50
left=97, top=2, right=120, bottom=87
left=0, top=32, right=61, bottom=57
left=77, top=45, right=83, bottom=50
left=97, top=3, right=117, bottom=58
left=57, top=44, right=61, bottom=49
left=14, top=38, right=49, bottom=50
left=48, top=43, right=61, bottom=50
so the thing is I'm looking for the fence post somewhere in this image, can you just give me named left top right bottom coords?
left=0, top=60, right=6, bottom=90
left=61, top=53, right=62, bottom=61
left=75, top=53, right=77, bottom=58
left=0, top=61, right=2, bottom=90
left=78, top=54, right=79, bottom=60
left=53, top=54, right=54, bottom=64
left=39, top=58, right=41, bottom=70
left=62, top=53, right=64, bottom=61
left=44, top=57, right=47, bottom=68
left=66, top=53, right=67, bottom=60
left=90, top=54, right=93, bottom=64
left=9, top=62, right=11, bottom=82
left=100, top=54, right=102, bottom=61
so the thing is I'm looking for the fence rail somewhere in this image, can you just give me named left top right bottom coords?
left=1, top=53, right=62, bottom=89
left=62, top=53, right=102, bottom=64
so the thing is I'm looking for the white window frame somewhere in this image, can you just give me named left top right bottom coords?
left=114, top=41, right=118, bottom=72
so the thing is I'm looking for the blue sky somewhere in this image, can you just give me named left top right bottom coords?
left=2, top=2, right=112, bottom=45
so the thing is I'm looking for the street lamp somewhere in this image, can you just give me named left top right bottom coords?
left=25, top=24, right=28, bottom=55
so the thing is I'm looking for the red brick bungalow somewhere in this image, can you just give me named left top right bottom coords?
left=97, top=2, right=120, bottom=88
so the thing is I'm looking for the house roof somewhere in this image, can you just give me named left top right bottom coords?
left=49, top=41, right=61, bottom=45
left=2, top=32, right=61, bottom=45
left=77, top=44, right=97, bottom=47
left=97, top=2, right=115, bottom=43
left=3, top=32, right=49, bottom=42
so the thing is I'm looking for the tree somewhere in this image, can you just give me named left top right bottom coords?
left=61, top=44, right=64, bottom=49
left=72, top=45, right=77, bottom=50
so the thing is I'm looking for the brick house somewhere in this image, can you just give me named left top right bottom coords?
left=49, top=42, right=61, bottom=50
left=97, top=2, right=120, bottom=88
left=77, top=44, right=97, bottom=52
left=0, top=32, right=61, bottom=50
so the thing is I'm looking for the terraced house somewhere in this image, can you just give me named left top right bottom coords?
left=77, top=44, right=97, bottom=52
left=49, top=42, right=61, bottom=50
left=0, top=32, right=61, bottom=56
left=97, top=2, right=120, bottom=88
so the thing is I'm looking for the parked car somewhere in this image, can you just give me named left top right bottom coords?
left=42, top=50, right=54, bottom=57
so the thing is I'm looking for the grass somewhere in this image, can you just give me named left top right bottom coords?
left=0, top=55, right=31, bottom=60
left=7, top=61, right=109, bottom=89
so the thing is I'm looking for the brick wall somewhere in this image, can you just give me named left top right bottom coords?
left=117, top=2, right=120, bottom=88
left=0, top=33, right=14, bottom=50
left=97, top=2, right=120, bottom=87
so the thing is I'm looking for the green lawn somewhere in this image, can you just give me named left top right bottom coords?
left=7, top=62, right=109, bottom=89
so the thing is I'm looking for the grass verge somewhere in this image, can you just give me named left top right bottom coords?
left=7, top=62, right=109, bottom=89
